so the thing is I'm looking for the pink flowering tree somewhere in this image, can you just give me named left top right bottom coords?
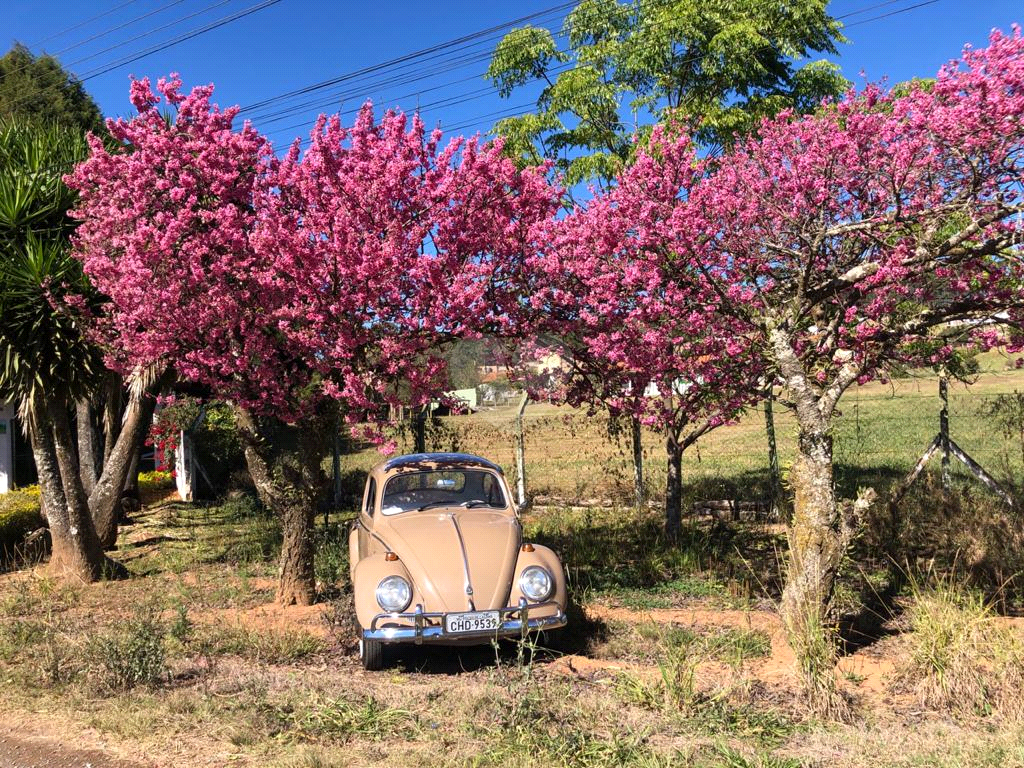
left=672, top=28, right=1024, bottom=713
left=521, top=133, right=762, bottom=537
left=68, top=77, right=558, bottom=605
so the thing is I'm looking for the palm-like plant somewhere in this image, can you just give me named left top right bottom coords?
left=0, top=120, right=103, bottom=415
left=0, top=119, right=108, bottom=578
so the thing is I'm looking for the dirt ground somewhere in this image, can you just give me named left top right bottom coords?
left=0, top=720, right=146, bottom=768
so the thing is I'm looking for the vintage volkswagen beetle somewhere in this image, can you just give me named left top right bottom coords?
left=349, top=452, right=567, bottom=670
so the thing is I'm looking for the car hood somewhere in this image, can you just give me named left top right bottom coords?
left=382, top=510, right=521, bottom=612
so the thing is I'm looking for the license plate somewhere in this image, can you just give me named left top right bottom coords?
left=444, top=610, right=501, bottom=634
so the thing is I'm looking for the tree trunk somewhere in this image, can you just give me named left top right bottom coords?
left=778, top=424, right=862, bottom=719
left=768, top=326, right=858, bottom=719
left=102, top=374, right=124, bottom=464
left=665, top=435, right=683, bottom=539
left=89, top=368, right=170, bottom=549
left=38, top=398, right=108, bottom=581
left=278, top=498, right=316, bottom=606
left=76, top=400, right=101, bottom=497
left=236, top=407, right=329, bottom=607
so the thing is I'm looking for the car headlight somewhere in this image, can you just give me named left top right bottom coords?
left=375, top=575, right=412, bottom=612
left=519, top=565, right=553, bottom=602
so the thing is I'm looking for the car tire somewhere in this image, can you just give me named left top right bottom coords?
left=360, top=636, right=386, bottom=671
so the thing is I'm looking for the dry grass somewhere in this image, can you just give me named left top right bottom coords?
left=1, top=359, right=1024, bottom=765
left=897, top=577, right=1024, bottom=720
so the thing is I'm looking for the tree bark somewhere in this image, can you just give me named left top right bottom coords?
left=89, top=368, right=170, bottom=549
left=665, top=435, right=683, bottom=540
left=236, top=407, right=329, bottom=606
left=102, top=374, right=124, bottom=465
left=76, top=400, right=101, bottom=497
left=38, top=398, right=108, bottom=582
left=768, top=326, right=861, bottom=718
left=278, top=498, right=316, bottom=606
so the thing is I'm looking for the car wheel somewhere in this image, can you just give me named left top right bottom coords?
left=359, top=636, right=387, bottom=671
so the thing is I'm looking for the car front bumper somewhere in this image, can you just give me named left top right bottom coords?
left=364, top=597, right=567, bottom=644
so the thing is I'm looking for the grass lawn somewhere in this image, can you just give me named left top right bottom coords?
left=0, top=491, right=1022, bottom=767
left=1, top=357, right=1022, bottom=766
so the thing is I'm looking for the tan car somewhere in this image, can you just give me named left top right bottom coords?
left=349, top=452, right=568, bottom=670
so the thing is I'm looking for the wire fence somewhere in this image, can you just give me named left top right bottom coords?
left=368, top=371, right=1024, bottom=509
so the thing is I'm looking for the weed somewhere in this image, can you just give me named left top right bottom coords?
left=710, top=744, right=805, bottom=768
left=283, top=695, right=418, bottom=742
left=898, top=575, right=1024, bottom=719
left=169, top=602, right=192, bottom=642
left=90, top=609, right=167, bottom=692
left=0, top=618, right=45, bottom=661
left=194, top=624, right=325, bottom=663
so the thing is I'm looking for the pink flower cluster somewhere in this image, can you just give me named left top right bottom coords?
left=66, top=77, right=558, bottom=424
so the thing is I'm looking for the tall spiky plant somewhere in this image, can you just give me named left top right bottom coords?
left=0, top=118, right=109, bottom=578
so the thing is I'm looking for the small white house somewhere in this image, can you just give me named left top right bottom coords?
left=0, top=401, right=15, bottom=494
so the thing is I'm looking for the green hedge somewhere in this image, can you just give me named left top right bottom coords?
left=0, top=486, right=43, bottom=557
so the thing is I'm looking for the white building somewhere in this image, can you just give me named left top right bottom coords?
left=0, top=401, right=15, bottom=494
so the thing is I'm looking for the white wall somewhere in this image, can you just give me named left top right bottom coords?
left=0, top=401, right=14, bottom=495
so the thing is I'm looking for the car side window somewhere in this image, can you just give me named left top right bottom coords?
left=363, top=477, right=377, bottom=517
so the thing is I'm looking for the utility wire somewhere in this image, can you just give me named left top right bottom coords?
left=3, top=0, right=284, bottom=116
left=66, top=0, right=235, bottom=70
left=51, top=0, right=193, bottom=59
left=247, top=0, right=928, bottom=140
left=28, top=0, right=145, bottom=48
left=240, top=0, right=580, bottom=113
left=79, top=0, right=283, bottom=82
left=19, top=0, right=943, bottom=175
left=4, top=0, right=193, bottom=81
left=843, top=0, right=940, bottom=28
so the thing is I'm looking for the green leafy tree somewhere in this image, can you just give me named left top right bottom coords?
left=487, top=0, right=846, bottom=185
left=0, top=44, right=103, bottom=134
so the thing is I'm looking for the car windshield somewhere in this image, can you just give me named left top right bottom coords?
left=381, top=469, right=507, bottom=514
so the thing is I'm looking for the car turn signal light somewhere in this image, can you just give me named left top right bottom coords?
left=385, top=552, right=399, bottom=561
left=521, top=543, right=535, bottom=552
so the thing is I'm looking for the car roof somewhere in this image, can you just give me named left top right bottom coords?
left=374, top=452, right=504, bottom=476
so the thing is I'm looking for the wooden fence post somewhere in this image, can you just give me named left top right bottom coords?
left=764, top=392, right=781, bottom=517
left=414, top=408, right=427, bottom=454
left=631, top=416, right=644, bottom=510
left=939, top=374, right=950, bottom=491
left=515, top=392, right=528, bottom=509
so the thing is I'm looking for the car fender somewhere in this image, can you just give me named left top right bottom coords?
left=508, top=544, right=567, bottom=616
left=352, top=554, right=421, bottom=630
left=348, top=524, right=359, bottom=583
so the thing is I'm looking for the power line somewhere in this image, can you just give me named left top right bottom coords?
left=843, top=0, right=940, bottom=28
left=52, top=0, right=193, bottom=59
left=250, top=0, right=932, bottom=146
left=240, top=0, right=580, bottom=114
left=28, top=0, right=145, bottom=48
left=834, top=0, right=915, bottom=19
left=79, top=0, right=283, bottom=82
left=2, top=0, right=285, bottom=117
left=66, top=0, right=235, bottom=69
left=4, top=0, right=193, bottom=82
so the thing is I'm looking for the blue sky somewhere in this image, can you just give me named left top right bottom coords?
left=4, top=0, right=1021, bottom=150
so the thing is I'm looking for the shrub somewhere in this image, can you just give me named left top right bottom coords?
left=869, top=474, right=1024, bottom=606
left=138, top=470, right=174, bottom=493
left=90, top=610, right=168, bottom=691
left=0, top=486, right=44, bottom=563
